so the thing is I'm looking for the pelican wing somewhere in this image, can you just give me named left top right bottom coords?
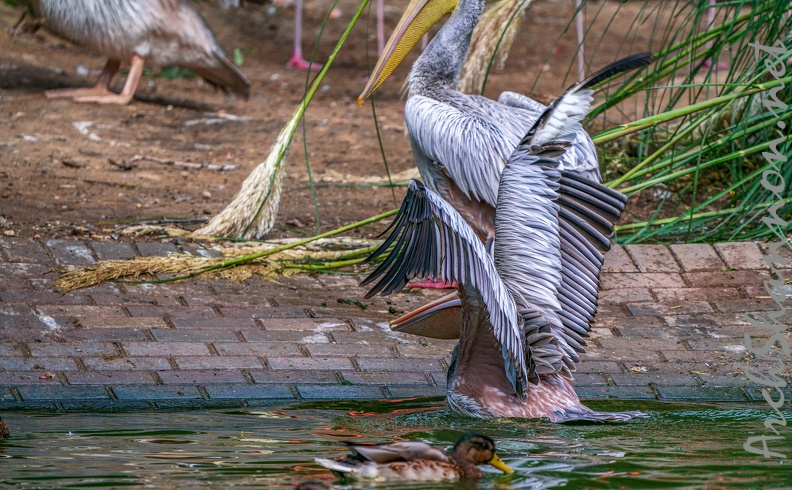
left=405, top=95, right=516, bottom=208
left=497, top=91, right=547, bottom=114
left=494, top=77, right=629, bottom=376
left=556, top=171, right=627, bottom=339
left=494, top=151, right=567, bottom=375
left=465, top=93, right=601, bottom=181
left=466, top=94, right=542, bottom=142
left=495, top=156, right=628, bottom=376
left=361, top=180, right=527, bottom=392
left=526, top=53, right=655, bottom=147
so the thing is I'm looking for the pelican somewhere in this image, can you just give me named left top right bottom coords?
left=356, top=0, right=653, bottom=242
left=361, top=67, right=645, bottom=422
left=31, top=0, right=251, bottom=104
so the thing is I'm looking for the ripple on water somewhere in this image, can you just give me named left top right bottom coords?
left=0, top=400, right=790, bottom=489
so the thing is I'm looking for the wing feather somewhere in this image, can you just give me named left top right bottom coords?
left=493, top=69, right=633, bottom=375
left=405, top=96, right=513, bottom=208
left=361, top=180, right=528, bottom=393
left=345, top=441, right=450, bottom=464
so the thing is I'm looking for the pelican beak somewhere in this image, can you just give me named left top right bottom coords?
left=357, top=0, right=458, bottom=105
left=488, top=453, right=514, bottom=474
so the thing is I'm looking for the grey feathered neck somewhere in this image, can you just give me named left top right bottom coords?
left=407, top=0, right=484, bottom=98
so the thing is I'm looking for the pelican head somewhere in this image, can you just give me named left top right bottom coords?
left=358, top=0, right=459, bottom=104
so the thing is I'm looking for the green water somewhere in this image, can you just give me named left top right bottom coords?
left=1, top=399, right=790, bottom=489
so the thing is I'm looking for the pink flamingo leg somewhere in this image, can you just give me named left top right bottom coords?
left=702, top=0, right=728, bottom=71
left=377, top=0, right=385, bottom=54
left=287, top=0, right=324, bottom=70
left=574, top=0, right=585, bottom=82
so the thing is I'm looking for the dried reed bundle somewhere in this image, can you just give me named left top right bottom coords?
left=458, top=0, right=532, bottom=94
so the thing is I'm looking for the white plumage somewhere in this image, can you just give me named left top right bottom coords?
left=32, top=0, right=250, bottom=104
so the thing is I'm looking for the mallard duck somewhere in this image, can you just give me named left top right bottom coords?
left=30, top=0, right=250, bottom=104
left=361, top=61, right=648, bottom=422
left=315, top=433, right=512, bottom=481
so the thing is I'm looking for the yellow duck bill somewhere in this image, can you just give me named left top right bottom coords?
left=358, top=0, right=458, bottom=104
left=488, top=453, right=514, bottom=474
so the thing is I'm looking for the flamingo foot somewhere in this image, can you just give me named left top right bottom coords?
left=45, top=86, right=114, bottom=100
left=287, top=55, right=323, bottom=71
left=407, top=279, right=457, bottom=289
left=702, top=59, right=729, bottom=71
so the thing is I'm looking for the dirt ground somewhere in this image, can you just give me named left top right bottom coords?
left=0, top=0, right=657, bottom=241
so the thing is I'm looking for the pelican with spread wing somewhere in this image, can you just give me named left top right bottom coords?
left=358, top=0, right=652, bottom=242
left=373, top=53, right=653, bottom=339
left=361, top=75, right=643, bottom=422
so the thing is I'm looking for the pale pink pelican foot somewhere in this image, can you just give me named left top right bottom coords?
left=46, top=58, right=120, bottom=100
left=73, top=55, right=143, bottom=105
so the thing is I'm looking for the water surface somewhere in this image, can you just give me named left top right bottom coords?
left=1, top=399, right=790, bottom=488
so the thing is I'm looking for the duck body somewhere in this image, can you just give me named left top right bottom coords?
left=31, top=0, right=249, bottom=103
left=318, top=458, right=477, bottom=481
left=315, top=433, right=512, bottom=481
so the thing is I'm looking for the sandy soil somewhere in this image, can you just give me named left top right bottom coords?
left=0, top=0, right=657, bottom=241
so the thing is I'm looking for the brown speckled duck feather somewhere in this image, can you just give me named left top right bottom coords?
left=315, top=433, right=512, bottom=481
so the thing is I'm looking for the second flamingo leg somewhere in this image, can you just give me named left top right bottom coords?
left=287, top=0, right=324, bottom=70
left=702, top=0, right=729, bottom=71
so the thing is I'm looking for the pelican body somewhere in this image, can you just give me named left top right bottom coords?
left=315, top=433, right=512, bottom=481
left=362, top=56, right=652, bottom=422
left=359, top=0, right=607, bottom=240
left=32, top=0, right=250, bottom=104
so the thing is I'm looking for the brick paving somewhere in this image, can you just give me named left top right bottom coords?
left=0, top=237, right=790, bottom=410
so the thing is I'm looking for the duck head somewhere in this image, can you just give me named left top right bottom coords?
left=452, top=433, right=513, bottom=474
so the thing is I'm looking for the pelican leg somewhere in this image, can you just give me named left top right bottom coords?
left=407, top=278, right=457, bottom=289
left=73, top=55, right=143, bottom=105
left=287, top=0, right=324, bottom=70
left=45, top=59, right=120, bottom=99
left=10, top=10, right=45, bottom=36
